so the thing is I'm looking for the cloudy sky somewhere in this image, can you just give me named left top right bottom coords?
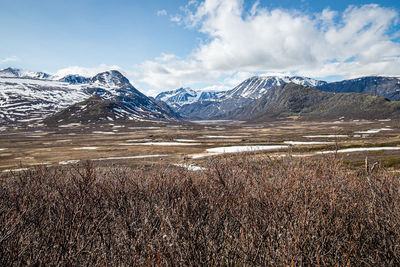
left=1, top=0, right=400, bottom=95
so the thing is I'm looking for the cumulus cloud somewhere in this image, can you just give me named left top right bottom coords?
left=133, top=56, right=226, bottom=89
left=0, top=56, right=20, bottom=64
left=55, top=64, right=124, bottom=78
left=135, top=0, right=400, bottom=90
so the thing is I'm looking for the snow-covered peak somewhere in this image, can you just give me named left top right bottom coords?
left=227, top=75, right=327, bottom=99
left=90, top=70, right=131, bottom=89
left=155, top=87, right=198, bottom=103
left=0, top=67, right=52, bottom=80
left=0, top=67, right=21, bottom=77
left=257, top=75, right=325, bottom=87
left=285, top=76, right=327, bottom=87
left=58, top=74, right=90, bottom=84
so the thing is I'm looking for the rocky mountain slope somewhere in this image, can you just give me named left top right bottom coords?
left=155, top=87, right=226, bottom=109
left=317, top=76, right=400, bottom=101
left=223, top=83, right=400, bottom=121
left=0, top=67, right=52, bottom=79
left=0, top=68, right=179, bottom=126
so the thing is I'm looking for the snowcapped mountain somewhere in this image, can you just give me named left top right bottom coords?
left=58, top=74, right=90, bottom=84
left=90, top=70, right=131, bottom=89
left=226, top=75, right=327, bottom=99
left=198, top=91, right=226, bottom=101
left=156, top=88, right=198, bottom=103
left=157, top=75, right=327, bottom=119
left=0, top=68, right=179, bottom=126
left=155, top=87, right=226, bottom=108
left=0, top=67, right=52, bottom=80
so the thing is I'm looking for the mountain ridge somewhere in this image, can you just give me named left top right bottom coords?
left=156, top=75, right=326, bottom=119
left=222, top=83, right=400, bottom=121
left=317, top=76, right=400, bottom=101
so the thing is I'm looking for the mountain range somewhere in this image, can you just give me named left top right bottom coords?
left=1, top=66, right=400, bottom=126
left=156, top=76, right=326, bottom=119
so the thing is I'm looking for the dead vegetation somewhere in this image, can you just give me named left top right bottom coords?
left=1, top=155, right=400, bottom=265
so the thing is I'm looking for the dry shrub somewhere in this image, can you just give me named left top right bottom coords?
left=0, top=155, right=400, bottom=265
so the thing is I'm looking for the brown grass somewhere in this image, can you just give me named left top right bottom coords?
left=1, top=155, right=400, bottom=265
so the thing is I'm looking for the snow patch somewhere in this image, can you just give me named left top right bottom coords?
left=59, top=123, right=81, bottom=128
left=304, top=135, right=348, bottom=138
left=59, top=160, right=80, bottom=165
left=174, top=164, right=207, bottom=171
left=355, top=128, right=393, bottom=134
left=120, top=142, right=201, bottom=146
left=92, top=131, right=116, bottom=135
left=73, top=147, right=99, bottom=150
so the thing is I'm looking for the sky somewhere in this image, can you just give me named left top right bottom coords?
left=1, top=0, right=400, bottom=96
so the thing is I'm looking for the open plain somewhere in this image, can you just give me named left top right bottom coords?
left=1, top=119, right=400, bottom=173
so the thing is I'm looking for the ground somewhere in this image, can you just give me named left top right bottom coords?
left=1, top=118, right=400, bottom=172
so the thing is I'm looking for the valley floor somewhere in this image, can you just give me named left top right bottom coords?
left=1, top=119, right=400, bottom=172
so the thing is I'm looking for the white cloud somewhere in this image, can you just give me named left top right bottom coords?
left=133, top=56, right=226, bottom=89
left=170, top=15, right=182, bottom=23
left=135, top=1, right=400, bottom=91
left=157, top=9, right=167, bottom=16
left=143, top=89, right=160, bottom=97
left=156, top=53, right=177, bottom=62
left=55, top=64, right=124, bottom=78
left=0, top=56, right=20, bottom=64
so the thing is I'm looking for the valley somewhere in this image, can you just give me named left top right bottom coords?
left=1, top=67, right=400, bottom=173
left=1, top=118, right=399, bottom=172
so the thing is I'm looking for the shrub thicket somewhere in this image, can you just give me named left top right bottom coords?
left=1, top=156, right=399, bottom=265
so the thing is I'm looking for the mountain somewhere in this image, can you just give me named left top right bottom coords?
left=156, top=88, right=199, bottom=105
left=225, top=75, right=327, bottom=99
left=44, top=95, right=178, bottom=125
left=0, top=68, right=179, bottom=126
left=58, top=74, right=90, bottom=84
left=0, top=67, right=52, bottom=79
left=160, top=75, right=326, bottom=119
left=222, top=83, right=400, bottom=121
left=317, top=76, right=400, bottom=101
left=155, top=87, right=227, bottom=109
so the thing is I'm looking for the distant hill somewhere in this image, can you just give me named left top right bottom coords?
left=222, top=83, right=400, bottom=121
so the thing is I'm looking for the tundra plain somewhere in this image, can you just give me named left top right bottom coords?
left=1, top=119, right=400, bottom=172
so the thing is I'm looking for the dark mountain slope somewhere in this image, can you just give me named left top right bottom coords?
left=317, top=76, right=400, bottom=101
left=223, top=83, right=400, bottom=122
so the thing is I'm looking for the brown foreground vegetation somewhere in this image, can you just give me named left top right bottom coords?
left=1, top=155, right=400, bottom=265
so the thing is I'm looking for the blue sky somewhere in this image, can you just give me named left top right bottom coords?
left=1, top=0, right=400, bottom=95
